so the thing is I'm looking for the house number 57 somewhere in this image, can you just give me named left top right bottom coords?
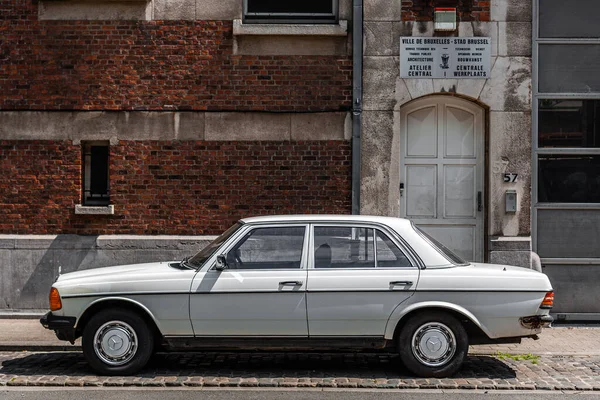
left=503, top=173, right=518, bottom=183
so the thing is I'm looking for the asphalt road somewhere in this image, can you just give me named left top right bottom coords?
left=2, top=389, right=600, bottom=400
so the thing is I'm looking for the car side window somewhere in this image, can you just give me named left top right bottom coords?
left=226, top=226, right=305, bottom=269
left=314, top=226, right=375, bottom=269
left=375, top=230, right=413, bottom=268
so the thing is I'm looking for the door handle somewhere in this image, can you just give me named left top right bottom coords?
left=477, top=191, right=482, bottom=212
left=389, top=281, right=413, bottom=286
left=279, top=281, right=303, bottom=286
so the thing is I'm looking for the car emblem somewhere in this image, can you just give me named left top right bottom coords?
left=426, top=337, right=442, bottom=352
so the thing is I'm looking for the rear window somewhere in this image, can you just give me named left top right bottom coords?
left=412, top=224, right=469, bottom=266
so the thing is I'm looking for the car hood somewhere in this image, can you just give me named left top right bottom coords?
left=56, top=262, right=171, bottom=282
left=418, top=262, right=553, bottom=292
left=53, top=261, right=196, bottom=297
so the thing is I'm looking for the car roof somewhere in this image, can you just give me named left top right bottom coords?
left=240, top=214, right=414, bottom=228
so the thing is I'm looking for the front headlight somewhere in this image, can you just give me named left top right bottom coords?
left=49, top=287, right=62, bottom=311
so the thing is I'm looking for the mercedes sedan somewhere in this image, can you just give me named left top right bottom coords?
left=41, top=215, right=554, bottom=377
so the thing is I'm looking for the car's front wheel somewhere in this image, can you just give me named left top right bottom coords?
left=82, top=309, right=154, bottom=375
left=398, top=311, right=468, bottom=378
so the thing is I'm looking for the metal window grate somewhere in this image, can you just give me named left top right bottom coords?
left=82, top=141, right=110, bottom=206
left=243, top=0, right=338, bottom=24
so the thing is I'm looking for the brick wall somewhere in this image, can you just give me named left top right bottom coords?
left=0, top=1, right=352, bottom=112
left=402, top=0, right=490, bottom=22
left=0, top=140, right=352, bottom=235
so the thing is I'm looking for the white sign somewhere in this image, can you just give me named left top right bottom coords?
left=400, top=37, right=491, bottom=79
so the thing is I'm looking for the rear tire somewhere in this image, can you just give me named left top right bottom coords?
left=82, top=309, right=154, bottom=375
left=398, top=311, right=468, bottom=378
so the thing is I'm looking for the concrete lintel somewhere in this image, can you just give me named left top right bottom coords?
left=233, top=19, right=348, bottom=36
left=290, top=112, right=349, bottom=141
left=0, top=111, right=204, bottom=142
left=39, top=0, right=152, bottom=21
left=234, top=35, right=348, bottom=56
left=154, top=0, right=195, bottom=20
left=74, top=205, right=115, bottom=215
left=195, top=0, right=241, bottom=20
left=205, top=112, right=291, bottom=141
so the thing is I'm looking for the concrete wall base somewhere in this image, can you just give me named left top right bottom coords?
left=0, top=235, right=214, bottom=309
left=488, top=236, right=532, bottom=268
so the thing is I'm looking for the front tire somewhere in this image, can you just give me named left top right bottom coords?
left=82, top=309, right=154, bottom=375
left=398, top=311, right=468, bottom=378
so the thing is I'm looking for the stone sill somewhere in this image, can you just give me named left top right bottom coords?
left=489, top=236, right=531, bottom=251
left=74, top=205, right=115, bottom=215
left=233, top=19, right=348, bottom=37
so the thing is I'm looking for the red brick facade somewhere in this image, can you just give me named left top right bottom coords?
left=0, top=140, right=352, bottom=235
left=0, top=1, right=352, bottom=112
left=402, top=0, right=490, bottom=22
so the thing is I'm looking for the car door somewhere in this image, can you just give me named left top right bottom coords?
left=306, top=224, right=420, bottom=337
left=190, top=224, right=309, bottom=336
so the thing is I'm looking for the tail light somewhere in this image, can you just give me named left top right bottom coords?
left=540, top=291, right=554, bottom=309
left=49, top=287, right=62, bottom=311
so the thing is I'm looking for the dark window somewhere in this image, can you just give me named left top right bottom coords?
left=538, top=155, right=600, bottom=203
left=314, top=226, right=375, bottom=269
left=82, top=142, right=110, bottom=206
left=244, top=0, right=337, bottom=23
left=226, top=226, right=306, bottom=269
left=539, top=100, right=600, bottom=148
left=539, top=0, right=600, bottom=38
left=412, top=224, right=468, bottom=266
left=538, top=45, right=600, bottom=93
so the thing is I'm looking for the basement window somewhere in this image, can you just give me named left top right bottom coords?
left=82, top=141, right=110, bottom=206
left=243, top=0, right=338, bottom=24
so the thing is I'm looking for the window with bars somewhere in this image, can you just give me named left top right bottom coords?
left=82, top=141, right=110, bottom=206
left=243, top=0, right=338, bottom=23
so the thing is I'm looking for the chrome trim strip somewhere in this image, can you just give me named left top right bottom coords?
left=63, top=289, right=548, bottom=298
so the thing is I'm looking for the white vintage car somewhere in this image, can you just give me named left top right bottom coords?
left=41, top=215, right=553, bottom=377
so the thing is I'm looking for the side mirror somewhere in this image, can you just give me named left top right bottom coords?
left=215, top=255, right=228, bottom=271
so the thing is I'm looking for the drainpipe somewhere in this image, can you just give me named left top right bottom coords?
left=351, top=0, right=363, bottom=215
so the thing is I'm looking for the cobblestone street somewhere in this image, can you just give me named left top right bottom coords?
left=2, top=351, right=600, bottom=391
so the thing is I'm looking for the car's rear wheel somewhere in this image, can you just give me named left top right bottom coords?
left=398, top=311, right=468, bottom=377
left=82, top=309, right=154, bottom=375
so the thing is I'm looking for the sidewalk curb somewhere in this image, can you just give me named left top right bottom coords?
left=0, top=345, right=81, bottom=352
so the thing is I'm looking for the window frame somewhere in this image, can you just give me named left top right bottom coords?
left=532, top=0, right=600, bottom=263
left=242, top=0, right=339, bottom=24
left=309, top=223, right=418, bottom=270
left=81, top=140, right=110, bottom=207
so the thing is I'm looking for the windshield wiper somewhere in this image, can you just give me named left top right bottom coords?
left=180, top=255, right=195, bottom=270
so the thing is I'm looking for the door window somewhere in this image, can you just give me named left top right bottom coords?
left=314, top=226, right=375, bottom=269
left=226, top=226, right=305, bottom=269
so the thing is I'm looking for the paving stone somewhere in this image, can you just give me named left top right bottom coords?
left=1, top=351, right=600, bottom=390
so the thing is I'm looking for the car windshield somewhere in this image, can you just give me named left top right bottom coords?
left=412, top=224, right=469, bottom=266
left=187, top=222, right=243, bottom=268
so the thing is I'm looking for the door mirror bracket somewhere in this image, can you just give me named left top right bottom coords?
left=215, top=255, right=228, bottom=271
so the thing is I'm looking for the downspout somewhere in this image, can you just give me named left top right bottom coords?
left=351, top=0, right=363, bottom=215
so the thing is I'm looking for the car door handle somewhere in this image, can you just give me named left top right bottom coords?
left=279, top=281, right=303, bottom=286
left=389, top=281, right=413, bottom=286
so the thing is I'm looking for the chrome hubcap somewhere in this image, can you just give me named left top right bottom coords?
left=411, top=322, right=456, bottom=367
left=93, top=321, right=138, bottom=366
